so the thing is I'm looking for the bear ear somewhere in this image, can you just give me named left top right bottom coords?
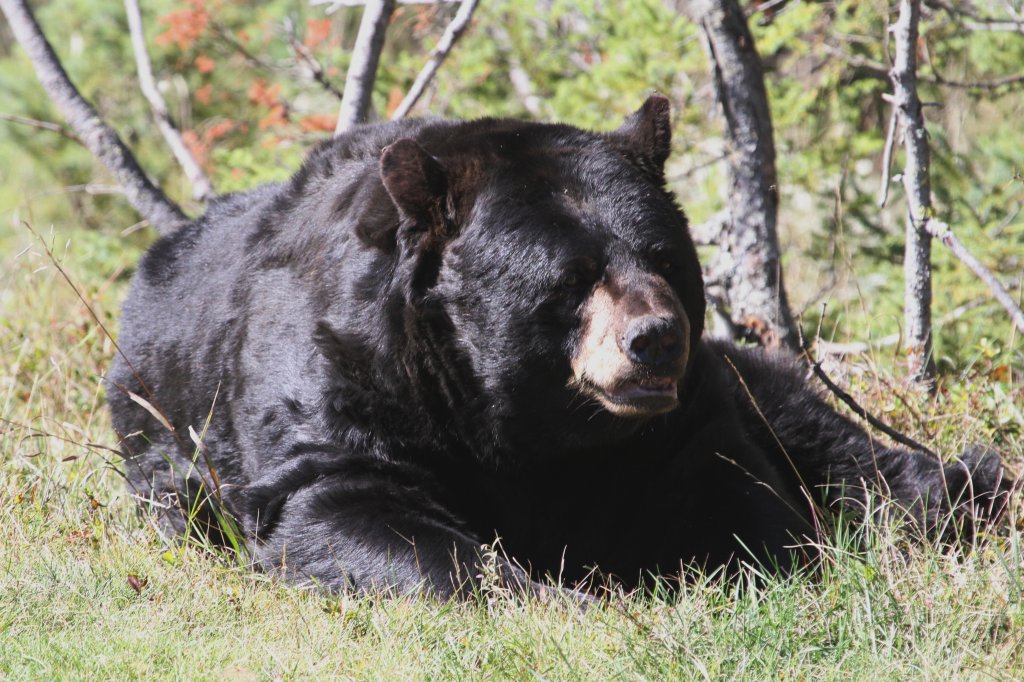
left=608, top=94, right=673, bottom=178
left=380, top=138, right=449, bottom=223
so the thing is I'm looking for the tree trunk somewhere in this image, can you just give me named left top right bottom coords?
left=891, top=0, right=937, bottom=386
left=335, top=0, right=397, bottom=135
left=0, top=0, right=187, bottom=234
left=683, top=0, right=800, bottom=350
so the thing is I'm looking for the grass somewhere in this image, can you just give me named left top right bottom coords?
left=2, top=223, right=1024, bottom=680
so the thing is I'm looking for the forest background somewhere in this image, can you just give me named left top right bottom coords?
left=2, top=0, right=1024, bottom=678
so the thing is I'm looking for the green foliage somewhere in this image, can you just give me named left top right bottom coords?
left=0, top=1, right=1021, bottom=367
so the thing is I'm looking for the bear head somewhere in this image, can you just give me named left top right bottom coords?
left=356, top=95, right=706, bottom=460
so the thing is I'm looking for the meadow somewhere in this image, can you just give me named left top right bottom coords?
left=2, top=220, right=1022, bottom=680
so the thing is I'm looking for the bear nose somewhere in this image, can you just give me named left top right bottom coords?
left=622, top=316, right=683, bottom=367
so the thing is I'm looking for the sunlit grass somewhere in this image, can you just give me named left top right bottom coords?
left=2, top=223, right=1023, bottom=679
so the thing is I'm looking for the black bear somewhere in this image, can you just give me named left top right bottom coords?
left=108, top=95, right=1010, bottom=599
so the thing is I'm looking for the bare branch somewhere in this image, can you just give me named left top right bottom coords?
left=488, top=26, right=544, bottom=117
left=286, top=26, right=345, bottom=101
left=391, top=0, right=480, bottom=120
left=824, top=41, right=1024, bottom=94
left=313, top=0, right=455, bottom=10
left=335, top=0, right=397, bottom=135
left=124, top=0, right=214, bottom=202
left=926, top=0, right=1024, bottom=33
left=0, top=0, right=187, bottom=234
left=927, top=70, right=1024, bottom=92
left=890, top=0, right=936, bottom=386
left=923, top=219, right=1024, bottom=334
left=804, top=350, right=938, bottom=457
left=0, top=111, right=76, bottom=140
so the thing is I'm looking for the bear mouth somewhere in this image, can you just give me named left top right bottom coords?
left=586, top=377, right=680, bottom=418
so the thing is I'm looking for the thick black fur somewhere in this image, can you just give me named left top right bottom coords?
left=109, top=101, right=1011, bottom=599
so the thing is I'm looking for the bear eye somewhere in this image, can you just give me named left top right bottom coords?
left=560, top=258, right=599, bottom=291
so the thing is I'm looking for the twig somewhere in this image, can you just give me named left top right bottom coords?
left=335, top=0, right=396, bottom=134
left=923, top=219, right=1024, bottom=334
left=285, top=26, right=344, bottom=101
left=391, top=0, right=480, bottom=120
left=0, top=0, right=187, bottom=234
left=487, top=26, right=544, bottom=117
left=927, top=70, right=1024, bottom=92
left=803, top=350, right=938, bottom=457
left=313, top=0, right=455, bottom=10
left=124, top=0, right=214, bottom=202
left=926, top=0, right=1024, bottom=33
left=0, top=111, right=76, bottom=140
left=824, top=41, right=1024, bottom=93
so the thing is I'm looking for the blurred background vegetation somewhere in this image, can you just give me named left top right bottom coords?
left=1, top=0, right=1021, bottom=378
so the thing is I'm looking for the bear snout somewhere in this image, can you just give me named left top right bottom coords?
left=621, top=315, right=683, bottom=368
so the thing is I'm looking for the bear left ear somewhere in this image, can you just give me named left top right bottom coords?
left=608, top=94, right=673, bottom=178
left=380, top=138, right=449, bottom=223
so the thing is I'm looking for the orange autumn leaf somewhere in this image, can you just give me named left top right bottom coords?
left=182, top=129, right=208, bottom=167
left=299, top=113, right=337, bottom=133
left=194, top=54, right=215, bottom=74
left=248, top=79, right=282, bottom=107
left=195, top=83, right=213, bottom=105
left=385, top=86, right=404, bottom=118
left=305, top=18, right=332, bottom=49
left=155, top=1, right=209, bottom=51
left=203, top=119, right=236, bottom=143
left=259, top=104, right=288, bottom=130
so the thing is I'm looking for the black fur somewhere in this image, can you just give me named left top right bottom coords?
left=109, top=100, right=1011, bottom=599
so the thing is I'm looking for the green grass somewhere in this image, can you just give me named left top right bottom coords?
left=2, top=223, right=1024, bottom=680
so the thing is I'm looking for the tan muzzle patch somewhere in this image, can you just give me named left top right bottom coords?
left=570, top=274, right=690, bottom=418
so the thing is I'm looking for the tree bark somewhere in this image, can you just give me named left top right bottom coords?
left=0, top=0, right=188, bottom=234
left=683, top=0, right=800, bottom=350
left=890, top=0, right=937, bottom=386
left=335, top=0, right=397, bottom=135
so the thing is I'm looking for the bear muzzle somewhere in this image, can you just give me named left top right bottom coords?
left=570, top=276, right=690, bottom=418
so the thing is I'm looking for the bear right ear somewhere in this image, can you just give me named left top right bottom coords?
left=380, top=138, right=449, bottom=224
left=607, top=94, right=673, bottom=178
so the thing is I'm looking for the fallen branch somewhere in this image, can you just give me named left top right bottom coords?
left=803, top=350, right=938, bottom=457
left=391, top=0, right=480, bottom=120
left=0, top=0, right=187, bottom=234
left=335, top=0, right=397, bottom=134
left=923, top=219, right=1024, bottom=334
left=124, top=0, right=214, bottom=202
